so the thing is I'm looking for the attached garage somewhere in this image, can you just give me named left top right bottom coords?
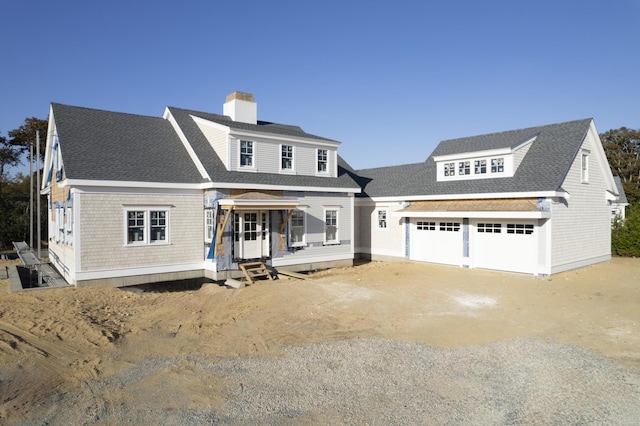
left=396, top=199, right=550, bottom=275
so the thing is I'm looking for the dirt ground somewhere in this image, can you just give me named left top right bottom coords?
left=0, top=257, right=639, bottom=424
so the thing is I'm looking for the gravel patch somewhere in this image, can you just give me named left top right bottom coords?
left=38, top=336, right=640, bottom=425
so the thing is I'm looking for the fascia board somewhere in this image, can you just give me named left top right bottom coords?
left=204, top=181, right=361, bottom=194
left=229, top=129, right=341, bottom=147
left=163, top=109, right=211, bottom=180
left=62, top=179, right=361, bottom=194
left=391, top=211, right=552, bottom=219
left=363, top=191, right=569, bottom=203
left=190, top=115, right=231, bottom=133
left=432, top=147, right=512, bottom=162
left=63, top=179, right=205, bottom=190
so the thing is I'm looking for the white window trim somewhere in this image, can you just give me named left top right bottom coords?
left=316, top=148, right=329, bottom=176
left=238, top=139, right=256, bottom=171
left=323, top=207, right=340, bottom=245
left=288, top=209, right=307, bottom=247
left=581, top=151, right=589, bottom=183
left=280, top=144, right=295, bottom=174
left=125, top=207, right=171, bottom=246
left=377, top=209, right=388, bottom=229
left=204, top=208, right=214, bottom=242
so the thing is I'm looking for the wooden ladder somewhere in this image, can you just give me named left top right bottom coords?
left=238, top=262, right=274, bottom=285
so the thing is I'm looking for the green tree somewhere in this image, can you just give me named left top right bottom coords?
left=8, top=116, right=49, bottom=159
left=0, top=134, right=22, bottom=200
left=600, top=127, right=640, bottom=204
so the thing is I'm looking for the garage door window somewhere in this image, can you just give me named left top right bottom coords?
left=439, top=222, right=460, bottom=232
left=478, top=223, right=501, bottom=233
left=507, top=224, right=534, bottom=234
left=417, top=221, right=435, bottom=230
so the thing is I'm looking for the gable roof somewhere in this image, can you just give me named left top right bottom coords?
left=166, top=107, right=360, bottom=190
left=49, top=103, right=360, bottom=191
left=356, top=119, right=594, bottom=198
left=51, top=103, right=204, bottom=184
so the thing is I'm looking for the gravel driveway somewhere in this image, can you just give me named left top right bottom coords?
left=39, top=336, right=640, bottom=425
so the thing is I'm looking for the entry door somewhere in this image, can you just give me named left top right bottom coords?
left=237, top=210, right=270, bottom=259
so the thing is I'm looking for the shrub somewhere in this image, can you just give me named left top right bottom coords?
left=612, top=204, right=640, bottom=257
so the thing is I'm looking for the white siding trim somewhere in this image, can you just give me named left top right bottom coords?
left=163, top=108, right=211, bottom=180
left=74, top=262, right=205, bottom=281
left=361, top=191, right=568, bottom=203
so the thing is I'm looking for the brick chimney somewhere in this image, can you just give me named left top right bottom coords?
left=223, top=91, right=257, bottom=124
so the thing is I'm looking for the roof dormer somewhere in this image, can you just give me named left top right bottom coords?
left=433, top=135, right=536, bottom=182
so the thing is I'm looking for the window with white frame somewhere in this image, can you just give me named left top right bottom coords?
left=317, top=149, right=328, bottom=173
left=205, top=208, right=214, bottom=241
left=281, top=145, right=293, bottom=170
left=491, top=157, right=504, bottom=173
left=324, top=209, right=339, bottom=244
left=126, top=208, right=170, bottom=245
left=378, top=210, right=387, bottom=228
left=581, top=151, right=589, bottom=183
left=439, top=222, right=460, bottom=232
left=417, top=221, right=435, bottom=230
left=477, top=223, right=501, bottom=233
left=458, top=161, right=470, bottom=175
left=444, top=162, right=455, bottom=176
left=240, top=140, right=254, bottom=167
left=289, top=210, right=306, bottom=246
left=474, top=159, right=487, bottom=174
left=506, top=223, right=534, bottom=235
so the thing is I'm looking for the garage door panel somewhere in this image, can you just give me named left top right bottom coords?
left=473, top=220, right=537, bottom=274
left=410, top=219, right=462, bottom=266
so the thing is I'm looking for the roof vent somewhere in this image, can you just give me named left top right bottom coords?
left=223, top=91, right=257, bottom=124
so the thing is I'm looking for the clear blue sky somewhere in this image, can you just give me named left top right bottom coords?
left=1, top=0, right=638, bottom=176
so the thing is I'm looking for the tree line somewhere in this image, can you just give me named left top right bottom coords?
left=1, top=117, right=639, bottom=254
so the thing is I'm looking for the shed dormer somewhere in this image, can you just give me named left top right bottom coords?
left=433, top=135, right=536, bottom=182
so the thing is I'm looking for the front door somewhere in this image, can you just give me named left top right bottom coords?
left=235, top=210, right=270, bottom=259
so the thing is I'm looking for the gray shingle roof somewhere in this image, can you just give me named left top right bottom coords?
left=166, top=107, right=360, bottom=190
left=52, top=103, right=204, bottom=183
left=613, top=176, right=629, bottom=204
left=51, top=103, right=360, bottom=190
left=356, top=119, right=593, bottom=198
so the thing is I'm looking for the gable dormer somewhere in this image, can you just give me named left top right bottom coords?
left=433, top=135, right=536, bottom=182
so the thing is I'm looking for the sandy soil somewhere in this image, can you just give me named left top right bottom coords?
left=0, top=257, right=639, bottom=423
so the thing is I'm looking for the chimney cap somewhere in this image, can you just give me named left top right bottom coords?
left=226, top=91, right=255, bottom=103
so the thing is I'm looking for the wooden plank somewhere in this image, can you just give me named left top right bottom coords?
left=277, top=269, right=309, bottom=280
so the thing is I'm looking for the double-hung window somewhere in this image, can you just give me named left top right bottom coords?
left=324, top=208, right=339, bottom=244
left=491, top=158, right=504, bottom=173
left=126, top=208, right=170, bottom=245
left=474, top=159, right=486, bottom=174
left=581, top=151, right=589, bottom=183
left=240, top=140, right=254, bottom=167
left=458, top=161, right=470, bottom=175
left=204, top=208, right=214, bottom=241
left=444, top=162, right=455, bottom=176
left=378, top=210, right=387, bottom=229
left=289, top=210, right=306, bottom=247
left=281, top=145, right=293, bottom=171
left=317, top=149, right=328, bottom=173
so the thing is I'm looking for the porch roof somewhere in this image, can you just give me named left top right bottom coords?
left=218, top=191, right=300, bottom=210
left=393, top=198, right=551, bottom=219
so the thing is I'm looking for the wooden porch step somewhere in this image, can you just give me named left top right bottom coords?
left=238, top=262, right=274, bottom=285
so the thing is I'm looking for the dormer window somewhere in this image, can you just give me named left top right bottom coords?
left=474, top=159, right=487, bottom=174
left=317, top=149, right=328, bottom=173
left=444, top=162, right=455, bottom=176
left=491, top=157, right=504, bottom=173
left=281, top=145, right=293, bottom=170
left=458, top=161, right=470, bottom=175
left=240, top=140, right=254, bottom=167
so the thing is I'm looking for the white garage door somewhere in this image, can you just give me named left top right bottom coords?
left=410, top=219, right=463, bottom=266
left=472, top=221, right=538, bottom=274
